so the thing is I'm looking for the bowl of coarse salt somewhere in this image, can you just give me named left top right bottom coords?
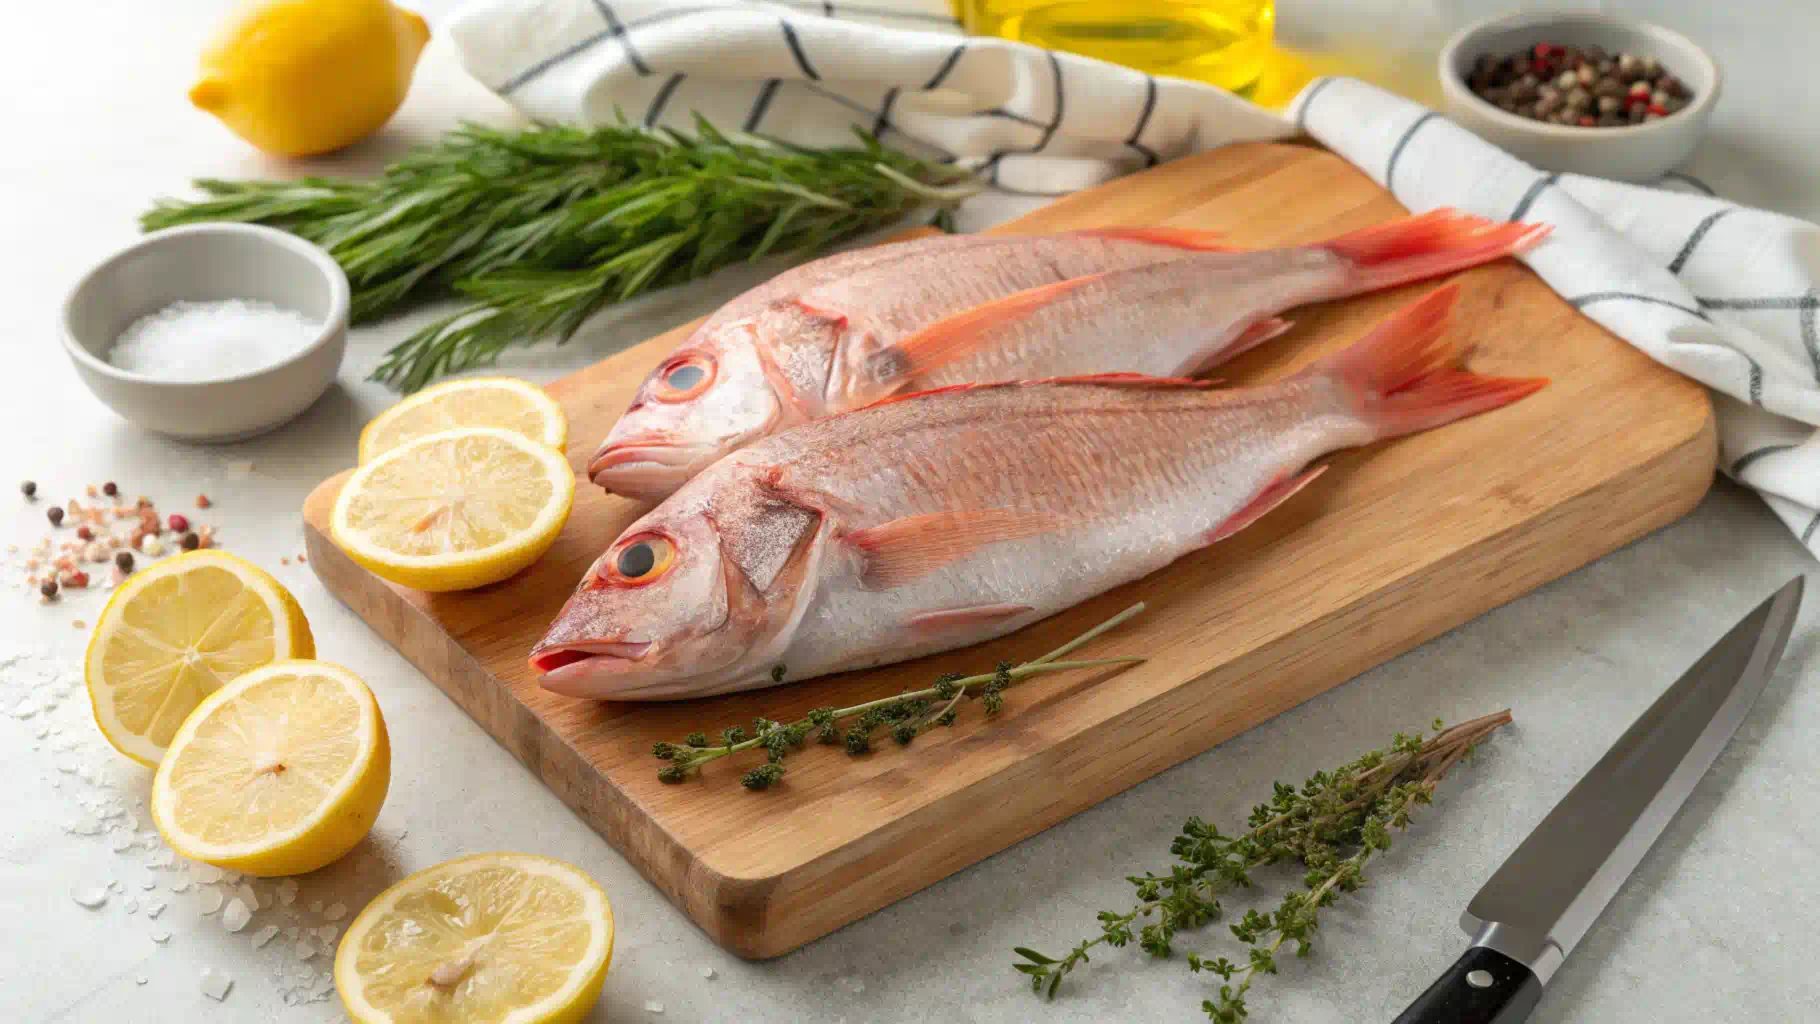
left=61, top=223, right=349, bottom=442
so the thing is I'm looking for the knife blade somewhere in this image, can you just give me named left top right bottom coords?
left=1391, top=575, right=1804, bottom=1024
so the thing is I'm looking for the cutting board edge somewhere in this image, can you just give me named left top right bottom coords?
left=301, top=395, right=1716, bottom=959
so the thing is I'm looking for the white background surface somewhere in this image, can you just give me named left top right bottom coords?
left=4, top=1, right=1818, bottom=1021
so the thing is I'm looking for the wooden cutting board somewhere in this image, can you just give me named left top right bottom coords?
left=302, top=142, right=1715, bottom=959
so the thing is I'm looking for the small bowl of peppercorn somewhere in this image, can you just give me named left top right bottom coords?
left=1438, top=12, right=1720, bottom=182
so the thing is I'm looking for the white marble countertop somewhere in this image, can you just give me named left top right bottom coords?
left=4, top=1, right=1817, bottom=1021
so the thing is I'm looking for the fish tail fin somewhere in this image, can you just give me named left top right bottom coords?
left=1311, top=284, right=1547, bottom=441
left=1320, top=208, right=1550, bottom=294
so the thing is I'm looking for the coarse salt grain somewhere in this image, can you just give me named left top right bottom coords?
left=108, top=300, right=320, bottom=381
left=222, top=897, right=252, bottom=932
left=199, top=967, right=233, bottom=1002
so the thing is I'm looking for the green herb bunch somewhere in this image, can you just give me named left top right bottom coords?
left=142, top=118, right=979, bottom=391
left=653, top=603, right=1147, bottom=790
left=1013, top=710, right=1511, bottom=1021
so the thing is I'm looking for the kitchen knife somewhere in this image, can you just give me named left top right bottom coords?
left=1391, top=575, right=1804, bottom=1024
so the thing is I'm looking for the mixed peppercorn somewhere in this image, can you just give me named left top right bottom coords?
left=15, top=480, right=217, bottom=600
left=1468, top=42, right=1692, bottom=128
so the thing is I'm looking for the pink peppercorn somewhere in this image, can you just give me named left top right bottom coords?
left=168, top=513, right=190, bottom=533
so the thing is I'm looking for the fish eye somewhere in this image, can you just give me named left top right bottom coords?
left=607, top=534, right=676, bottom=585
left=652, top=355, right=715, bottom=402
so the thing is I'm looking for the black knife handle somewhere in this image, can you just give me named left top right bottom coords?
left=1392, top=946, right=1543, bottom=1024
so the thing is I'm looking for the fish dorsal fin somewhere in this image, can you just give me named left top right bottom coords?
left=859, top=275, right=1107, bottom=392
left=846, top=509, right=1060, bottom=589
left=856, top=373, right=1213, bottom=412
left=1074, top=226, right=1234, bottom=251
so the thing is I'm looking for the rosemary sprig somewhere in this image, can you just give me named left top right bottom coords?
left=1014, top=709, right=1512, bottom=1020
left=654, top=603, right=1147, bottom=790
left=141, top=118, right=980, bottom=391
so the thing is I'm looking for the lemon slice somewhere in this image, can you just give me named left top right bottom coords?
left=331, top=426, right=576, bottom=592
left=151, top=660, right=390, bottom=876
left=336, top=853, right=614, bottom=1024
left=86, top=550, right=314, bottom=767
left=358, top=377, right=568, bottom=464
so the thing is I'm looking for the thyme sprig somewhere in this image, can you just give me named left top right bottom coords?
left=654, top=603, right=1147, bottom=790
left=141, top=118, right=979, bottom=391
left=1014, top=709, right=1511, bottom=1020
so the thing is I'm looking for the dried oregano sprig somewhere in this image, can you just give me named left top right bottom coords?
left=1013, top=709, right=1512, bottom=1021
left=654, top=603, right=1147, bottom=790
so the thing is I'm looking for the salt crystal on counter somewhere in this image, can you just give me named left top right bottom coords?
left=253, top=925, right=280, bottom=948
left=236, top=883, right=258, bottom=909
left=72, top=887, right=108, bottom=909
left=645, top=1001, right=665, bottom=1014
left=108, top=300, right=320, bottom=382
left=294, top=939, right=316, bottom=961
left=150, top=929, right=171, bottom=944
left=147, top=901, right=166, bottom=919
left=323, top=902, right=347, bottom=921
left=700, top=966, right=716, bottom=979
left=222, top=898, right=252, bottom=932
left=277, top=879, right=298, bottom=906
left=199, top=967, right=233, bottom=1002
left=198, top=888, right=224, bottom=914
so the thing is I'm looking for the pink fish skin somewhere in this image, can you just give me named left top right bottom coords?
left=589, top=229, right=1227, bottom=501
left=534, top=284, right=1545, bottom=700
left=590, top=210, right=1548, bottom=502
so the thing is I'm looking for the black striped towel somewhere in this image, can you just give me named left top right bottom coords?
left=448, top=1, right=1820, bottom=555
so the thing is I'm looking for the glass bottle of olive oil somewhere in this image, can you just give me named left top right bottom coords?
left=960, top=0, right=1278, bottom=94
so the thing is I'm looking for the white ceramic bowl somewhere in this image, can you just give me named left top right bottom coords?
left=1438, top=12, right=1720, bottom=182
left=61, top=223, right=350, bottom=442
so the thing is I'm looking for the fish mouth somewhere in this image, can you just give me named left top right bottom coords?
left=587, top=442, right=708, bottom=501
left=530, top=640, right=654, bottom=694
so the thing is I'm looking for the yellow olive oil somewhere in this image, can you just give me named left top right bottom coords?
left=961, top=0, right=1277, bottom=93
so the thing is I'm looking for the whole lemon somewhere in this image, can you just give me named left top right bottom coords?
left=190, top=0, right=430, bottom=157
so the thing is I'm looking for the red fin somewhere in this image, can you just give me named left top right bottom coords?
left=1223, top=317, right=1295, bottom=360
left=1310, top=285, right=1547, bottom=441
left=1319, top=209, right=1550, bottom=293
left=868, top=275, right=1105, bottom=386
left=1207, top=467, right=1328, bottom=545
left=907, top=603, right=1034, bottom=634
left=859, top=374, right=1211, bottom=411
left=848, top=509, right=1058, bottom=589
left=1077, top=226, right=1234, bottom=251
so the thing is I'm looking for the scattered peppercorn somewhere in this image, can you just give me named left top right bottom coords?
left=76, top=526, right=94, bottom=541
left=1467, top=42, right=1690, bottom=127
left=168, top=513, right=190, bottom=533
left=115, top=551, right=134, bottom=572
left=101, top=481, right=118, bottom=497
left=20, top=480, right=36, bottom=499
left=62, top=570, right=90, bottom=589
left=179, top=532, right=200, bottom=551
left=39, top=579, right=57, bottom=599
left=196, top=494, right=212, bottom=509
left=46, top=506, right=63, bottom=527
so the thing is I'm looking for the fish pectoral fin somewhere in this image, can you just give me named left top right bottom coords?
left=1206, top=466, right=1328, bottom=545
left=1225, top=317, right=1295, bottom=360
left=907, top=603, right=1035, bottom=634
left=1074, top=226, right=1234, bottom=251
left=856, top=275, right=1107, bottom=399
left=848, top=508, right=1060, bottom=589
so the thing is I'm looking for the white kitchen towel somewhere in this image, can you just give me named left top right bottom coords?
left=447, top=0, right=1820, bottom=554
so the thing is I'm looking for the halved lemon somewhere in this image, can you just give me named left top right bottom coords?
left=359, top=377, right=567, bottom=464
left=151, top=660, right=390, bottom=876
left=335, top=853, right=614, bottom=1024
left=331, top=426, right=576, bottom=592
left=86, top=550, right=314, bottom=767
